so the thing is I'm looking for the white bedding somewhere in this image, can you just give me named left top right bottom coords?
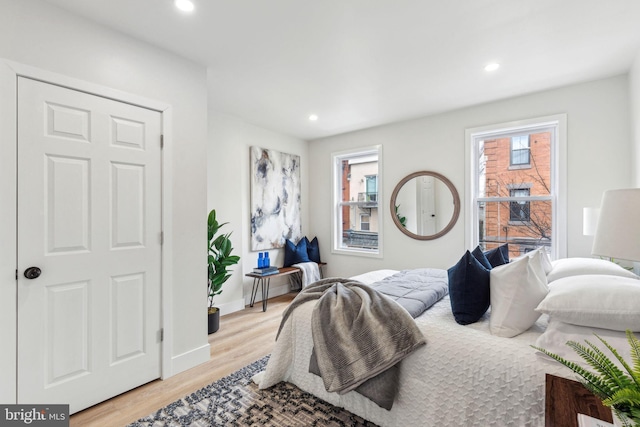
left=255, top=269, right=571, bottom=427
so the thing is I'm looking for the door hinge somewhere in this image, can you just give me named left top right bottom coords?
left=16, top=269, right=18, bottom=280
left=160, top=328, right=164, bottom=342
left=160, top=135, right=164, bottom=149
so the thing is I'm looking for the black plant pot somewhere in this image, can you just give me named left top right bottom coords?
left=208, top=309, right=220, bottom=334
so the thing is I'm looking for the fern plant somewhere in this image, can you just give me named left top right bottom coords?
left=532, top=330, right=640, bottom=426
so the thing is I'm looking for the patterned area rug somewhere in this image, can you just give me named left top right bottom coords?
left=128, top=355, right=378, bottom=427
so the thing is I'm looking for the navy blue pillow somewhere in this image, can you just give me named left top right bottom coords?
left=284, top=238, right=311, bottom=267
left=304, top=236, right=321, bottom=263
left=447, top=250, right=491, bottom=325
left=471, top=246, right=492, bottom=270
left=498, top=243, right=509, bottom=262
left=484, top=243, right=509, bottom=267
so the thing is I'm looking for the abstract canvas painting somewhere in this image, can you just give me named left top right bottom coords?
left=250, top=146, right=301, bottom=250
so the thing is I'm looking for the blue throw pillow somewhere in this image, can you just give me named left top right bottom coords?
left=284, top=238, right=311, bottom=267
left=484, top=243, right=509, bottom=267
left=304, top=236, right=321, bottom=263
left=471, top=246, right=492, bottom=270
left=448, top=250, right=491, bottom=325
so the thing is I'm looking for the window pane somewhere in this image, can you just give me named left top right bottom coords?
left=478, top=200, right=552, bottom=258
left=336, top=151, right=379, bottom=251
left=478, top=131, right=551, bottom=198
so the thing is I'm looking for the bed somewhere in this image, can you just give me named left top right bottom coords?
left=254, top=256, right=640, bottom=427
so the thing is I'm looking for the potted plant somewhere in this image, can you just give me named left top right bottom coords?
left=533, top=330, right=640, bottom=426
left=208, top=209, right=240, bottom=334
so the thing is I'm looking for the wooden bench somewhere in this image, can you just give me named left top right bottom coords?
left=246, top=263, right=326, bottom=311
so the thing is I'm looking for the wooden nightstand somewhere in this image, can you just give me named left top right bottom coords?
left=545, top=374, right=614, bottom=427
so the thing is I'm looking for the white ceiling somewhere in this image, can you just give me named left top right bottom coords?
left=42, top=0, right=640, bottom=140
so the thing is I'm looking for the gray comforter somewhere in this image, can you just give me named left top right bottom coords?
left=368, top=268, right=449, bottom=318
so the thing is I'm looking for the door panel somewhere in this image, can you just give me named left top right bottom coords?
left=17, top=77, right=162, bottom=414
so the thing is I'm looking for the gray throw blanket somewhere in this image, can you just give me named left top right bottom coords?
left=277, top=277, right=426, bottom=407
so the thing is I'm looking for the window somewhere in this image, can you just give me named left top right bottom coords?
left=509, top=188, right=530, bottom=222
left=360, top=213, right=370, bottom=231
left=466, top=115, right=567, bottom=259
left=365, top=175, right=378, bottom=202
left=332, top=146, right=382, bottom=256
left=510, top=135, right=530, bottom=166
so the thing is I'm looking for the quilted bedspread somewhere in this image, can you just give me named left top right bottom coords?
left=367, top=268, right=449, bottom=318
left=255, top=270, right=571, bottom=427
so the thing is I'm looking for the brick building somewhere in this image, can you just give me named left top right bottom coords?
left=481, top=131, right=552, bottom=258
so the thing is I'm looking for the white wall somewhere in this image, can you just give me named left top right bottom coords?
left=309, top=75, right=633, bottom=278
left=0, top=0, right=209, bottom=401
left=630, top=50, right=640, bottom=187
left=207, top=110, right=308, bottom=314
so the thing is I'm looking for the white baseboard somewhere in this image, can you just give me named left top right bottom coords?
left=170, top=343, right=210, bottom=377
left=216, top=298, right=245, bottom=316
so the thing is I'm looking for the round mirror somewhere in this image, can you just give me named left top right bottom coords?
left=390, top=171, right=460, bottom=240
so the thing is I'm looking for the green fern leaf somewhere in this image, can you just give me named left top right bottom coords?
left=597, top=333, right=640, bottom=390
left=628, top=330, right=640, bottom=385
left=531, top=345, right=615, bottom=399
left=567, top=340, right=631, bottom=391
left=605, top=388, right=640, bottom=408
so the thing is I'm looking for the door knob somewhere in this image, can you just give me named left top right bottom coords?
left=24, top=267, right=42, bottom=279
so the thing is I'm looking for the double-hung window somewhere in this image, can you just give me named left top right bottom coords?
left=332, top=145, right=382, bottom=257
left=510, top=135, right=530, bottom=166
left=466, top=115, right=567, bottom=259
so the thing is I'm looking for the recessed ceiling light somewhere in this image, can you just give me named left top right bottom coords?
left=174, top=0, right=194, bottom=12
left=308, top=114, right=318, bottom=121
left=484, top=63, right=500, bottom=72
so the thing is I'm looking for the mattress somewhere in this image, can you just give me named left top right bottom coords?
left=255, top=270, right=570, bottom=427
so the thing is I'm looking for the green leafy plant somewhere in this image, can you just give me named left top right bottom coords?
left=395, top=204, right=407, bottom=228
left=532, top=330, right=640, bottom=426
left=208, top=209, right=240, bottom=314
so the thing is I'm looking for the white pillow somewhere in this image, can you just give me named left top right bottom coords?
left=513, top=247, right=553, bottom=274
left=536, top=274, right=640, bottom=331
left=490, top=253, right=549, bottom=338
left=547, top=257, right=638, bottom=283
left=534, top=318, right=634, bottom=370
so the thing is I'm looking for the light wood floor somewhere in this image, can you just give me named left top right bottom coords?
left=69, top=293, right=296, bottom=427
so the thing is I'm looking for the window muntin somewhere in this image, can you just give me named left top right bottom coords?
left=332, top=146, right=382, bottom=256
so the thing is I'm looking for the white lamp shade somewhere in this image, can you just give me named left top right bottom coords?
left=591, top=188, right=640, bottom=262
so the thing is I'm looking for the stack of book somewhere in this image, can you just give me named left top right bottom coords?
left=253, top=266, right=279, bottom=275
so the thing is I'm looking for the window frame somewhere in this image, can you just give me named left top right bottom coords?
left=331, top=145, right=383, bottom=258
left=465, top=115, right=567, bottom=259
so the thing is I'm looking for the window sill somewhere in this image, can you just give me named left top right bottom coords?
left=332, top=247, right=383, bottom=259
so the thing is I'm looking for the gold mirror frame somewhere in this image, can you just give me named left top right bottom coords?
left=389, top=171, right=461, bottom=240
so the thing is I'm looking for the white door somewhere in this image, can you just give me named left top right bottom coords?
left=17, top=77, right=162, bottom=414
left=418, top=175, right=436, bottom=235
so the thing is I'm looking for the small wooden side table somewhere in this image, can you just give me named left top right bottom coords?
left=246, top=267, right=301, bottom=312
left=545, top=374, right=613, bottom=427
